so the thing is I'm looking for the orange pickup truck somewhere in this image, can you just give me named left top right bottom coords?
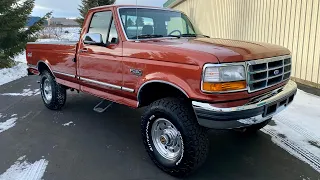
left=26, top=5, right=297, bottom=177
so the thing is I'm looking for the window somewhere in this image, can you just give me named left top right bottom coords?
left=88, top=11, right=118, bottom=44
left=108, top=19, right=119, bottom=44
left=166, top=16, right=195, bottom=35
left=120, top=12, right=155, bottom=39
left=119, top=8, right=201, bottom=39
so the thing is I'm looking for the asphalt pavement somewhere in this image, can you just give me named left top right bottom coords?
left=0, top=75, right=319, bottom=180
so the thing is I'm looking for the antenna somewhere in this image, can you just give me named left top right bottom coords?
left=136, top=0, right=138, bottom=41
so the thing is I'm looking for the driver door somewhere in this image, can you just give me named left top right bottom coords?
left=77, top=10, right=123, bottom=98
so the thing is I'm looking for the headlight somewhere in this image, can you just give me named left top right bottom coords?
left=202, top=65, right=247, bottom=92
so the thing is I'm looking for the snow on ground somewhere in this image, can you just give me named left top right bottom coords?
left=0, top=114, right=18, bottom=134
left=14, top=52, right=27, bottom=64
left=59, top=27, right=81, bottom=41
left=0, top=62, right=28, bottom=86
left=262, top=89, right=320, bottom=172
left=0, top=156, right=48, bottom=180
left=0, top=27, right=80, bottom=86
left=0, top=88, right=40, bottom=97
left=62, top=121, right=75, bottom=126
left=38, top=27, right=80, bottom=42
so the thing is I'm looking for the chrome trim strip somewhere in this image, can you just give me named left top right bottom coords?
left=247, top=55, right=292, bottom=65
left=80, top=77, right=122, bottom=90
left=137, top=80, right=189, bottom=101
left=193, top=80, right=297, bottom=113
left=53, top=71, right=75, bottom=78
left=117, top=7, right=183, bottom=41
left=79, top=77, right=134, bottom=92
left=122, top=87, right=135, bottom=93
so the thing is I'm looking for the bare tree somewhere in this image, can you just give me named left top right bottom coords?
left=39, top=25, right=63, bottom=39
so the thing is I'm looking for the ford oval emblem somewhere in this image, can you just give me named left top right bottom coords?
left=274, top=70, right=280, bottom=75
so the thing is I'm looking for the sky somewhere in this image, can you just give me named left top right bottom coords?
left=31, top=0, right=167, bottom=18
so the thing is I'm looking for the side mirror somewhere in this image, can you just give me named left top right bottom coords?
left=83, top=33, right=104, bottom=46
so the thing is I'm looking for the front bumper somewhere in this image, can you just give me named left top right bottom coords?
left=192, top=80, right=297, bottom=129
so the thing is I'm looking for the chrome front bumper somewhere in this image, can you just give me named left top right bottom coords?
left=192, top=80, right=298, bottom=129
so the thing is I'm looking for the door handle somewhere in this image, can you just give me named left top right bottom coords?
left=81, top=48, right=88, bottom=53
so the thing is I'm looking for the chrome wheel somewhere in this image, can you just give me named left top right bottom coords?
left=151, top=118, right=183, bottom=162
left=43, top=78, right=52, bottom=103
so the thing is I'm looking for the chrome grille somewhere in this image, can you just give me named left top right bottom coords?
left=247, top=55, right=291, bottom=92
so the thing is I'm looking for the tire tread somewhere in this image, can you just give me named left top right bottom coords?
left=141, top=97, right=209, bottom=177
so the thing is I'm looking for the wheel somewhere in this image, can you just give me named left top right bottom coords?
left=141, top=98, right=209, bottom=177
left=40, top=70, right=66, bottom=110
left=236, top=118, right=272, bottom=134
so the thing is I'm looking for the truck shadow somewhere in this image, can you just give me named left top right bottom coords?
left=64, top=94, right=317, bottom=180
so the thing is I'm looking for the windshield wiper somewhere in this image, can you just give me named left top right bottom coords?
left=167, top=35, right=181, bottom=38
left=130, top=34, right=164, bottom=39
left=181, top=34, right=210, bottom=38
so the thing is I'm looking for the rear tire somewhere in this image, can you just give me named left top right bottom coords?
left=40, top=70, right=66, bottom=110
left=141, top=98, right=209, bottom=177
left=236, top=118, right=272, bottom=134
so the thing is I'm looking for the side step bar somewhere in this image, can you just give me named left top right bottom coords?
left=93, top=100, right=113, bottom=113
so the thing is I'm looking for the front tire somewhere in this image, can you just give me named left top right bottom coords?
left=40, top=70, right=66, bottom=110
left=141, top=98, right=209, bottom=177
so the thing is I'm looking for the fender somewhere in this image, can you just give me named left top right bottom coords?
left=37, top=60, right=55, bottom=77
left=136, top=72, right=193, bottom=101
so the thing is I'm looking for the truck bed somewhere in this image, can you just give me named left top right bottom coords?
left=26, top=41, right=77, bottom=75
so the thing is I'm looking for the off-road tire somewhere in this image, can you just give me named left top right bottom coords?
left=141, top=98, right=209, bottom=177
left=40, top=70, right=66, bottom=110
left=236, top=118, right=272, bottom=134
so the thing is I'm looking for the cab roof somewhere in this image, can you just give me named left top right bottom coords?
left=90, top=4, right=172, bottom=11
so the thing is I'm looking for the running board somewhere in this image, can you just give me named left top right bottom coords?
left=93, top=100, right=113, bottom=113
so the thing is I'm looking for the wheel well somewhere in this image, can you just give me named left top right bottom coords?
left=37, top=62, right=53, bottom=76
left=138, top=82, right=189, bottom=107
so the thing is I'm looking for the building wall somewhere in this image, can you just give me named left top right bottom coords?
left=169, top=0, right=320, bottom=88
left=48, top=18, right=78, bottom=27
left=26, top=16, right=48, bottom=27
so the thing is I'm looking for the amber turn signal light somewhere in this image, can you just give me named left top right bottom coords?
left=202, top=81, right=246, bottom=92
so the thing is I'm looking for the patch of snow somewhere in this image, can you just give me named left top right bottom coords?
left=0, top=117, right=18, bottom=133
left=11, top=114, right=17, bottom=117
left=62, top=121, right=74, bottom=126
left=0, top=156, right=48, bottom=180
left=1, top=89, right=40, bottom=97
left=21, top=112, right=32, bottom=119
left=38, top=27, right=80, bottom=42
left=0, top=63, right=28, bottom=86
left=14, top=52, right=27, bottom=64
left=263, top=89, right=320, bottom=173
left=17, top=156, right=26, bottom=161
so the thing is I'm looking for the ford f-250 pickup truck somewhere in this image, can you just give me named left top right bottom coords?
left=26, top=5, right=297, bottom=177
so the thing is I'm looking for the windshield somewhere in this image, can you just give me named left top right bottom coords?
left=119, top=8, right=202, bottom=39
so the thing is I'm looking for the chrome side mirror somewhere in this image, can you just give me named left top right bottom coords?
left=83, top=33, right=103, bottom=45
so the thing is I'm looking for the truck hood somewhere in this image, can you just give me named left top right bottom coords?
left=143, top=38, right=291, bottom=63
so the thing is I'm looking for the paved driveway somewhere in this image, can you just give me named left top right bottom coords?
left=0, top=76, right=319, bottom=180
